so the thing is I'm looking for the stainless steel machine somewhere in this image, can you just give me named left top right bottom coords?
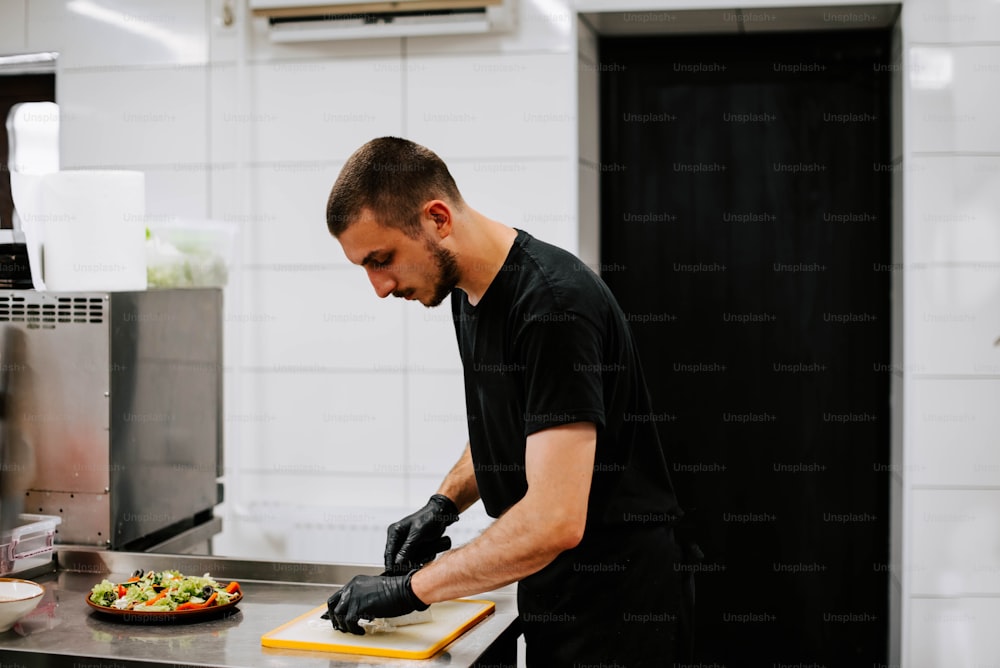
left=0, top=288, right=222, bottom=551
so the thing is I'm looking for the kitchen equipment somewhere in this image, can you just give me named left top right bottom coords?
left=0, top=325, right=33, bottom=534
left=0, top=288, right=222, bottom=550
left=261, top=599, right=495, bottom=659
left=0, top=230, right=33, bottom=290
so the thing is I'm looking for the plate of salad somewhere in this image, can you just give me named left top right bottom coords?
left=86, top=569, right=242, bottom=622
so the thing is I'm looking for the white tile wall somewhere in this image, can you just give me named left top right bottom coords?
left=207, top=0, right=241, bottom=64
left=901, top=0, right=1000, bottom=662
left=241, top=370, right=406, bottom=475
left=910, top=597, right=1000, bottom=668
left=910, top=156, right=1000, bottom=264
left=248, top=267, right=406, bottom=370
left=404, top=305, right=463, bottom=373
left=448, top=158, right=576, bottom=250
left=908, top=45, right=1000, bottom=154
left=247, top=57, right=403, bottom=163
left=27, top=0, right=208, bottom=68
left=143, top=168, right=210, bottom=220
left=903, top=0, right=1000, bottom=44
left=227, top=469, right=410, bottom=508
left=0, top=0, right=26, bottom=53
left=909, top=265, right=1000, bottom=376
left=244, top=161, right=348, bottom=265
left=407, top=370, right=469, bottom=481
left=211, top=506, right=290, bottom=563
left=406, top=53, right=574, bottom=159
left=208, top=62, right=241, bottom=166
left=58, top=66, right=208, bottom=167
left=911, top=379, right=1000, bottom=486
left=911, top=489, right=1000, bottom=597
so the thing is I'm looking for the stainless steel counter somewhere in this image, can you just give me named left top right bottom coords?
left=0, top=549, right=519, bottom=668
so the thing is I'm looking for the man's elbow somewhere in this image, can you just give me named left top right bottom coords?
left=549, top=514, right=587, bottom=552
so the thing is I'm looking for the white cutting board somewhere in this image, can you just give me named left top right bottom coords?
left=261, top=599, right=495, bottom=659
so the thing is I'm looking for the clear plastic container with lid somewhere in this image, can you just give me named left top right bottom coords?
left=0, top=514, right=61, bottom=576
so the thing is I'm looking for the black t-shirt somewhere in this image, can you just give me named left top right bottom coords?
left=451, top=229, right=681, bottom=532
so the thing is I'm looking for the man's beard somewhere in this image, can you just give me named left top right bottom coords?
left=392, top=237, right=460, bottom=307
left=425, top=240, right=460, bottom=307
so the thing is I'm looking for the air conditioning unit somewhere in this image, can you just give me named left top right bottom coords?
left=249, top=0, right=515, bottom=42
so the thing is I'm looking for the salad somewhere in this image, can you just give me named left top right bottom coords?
left=89, top=569, right=241, bottom=612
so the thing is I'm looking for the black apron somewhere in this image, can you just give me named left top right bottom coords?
left=517, top=525, right=691, bottom=667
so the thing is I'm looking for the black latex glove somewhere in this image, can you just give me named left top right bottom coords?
left=325, top=572, right=429, bottom=635
left=384, top=494, right=459, bottom=573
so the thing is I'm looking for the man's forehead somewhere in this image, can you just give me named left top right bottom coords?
left=338, top=213, right=400, bottom=264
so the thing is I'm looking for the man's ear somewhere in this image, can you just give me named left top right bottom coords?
left=425, top=200, right=452, bottom=237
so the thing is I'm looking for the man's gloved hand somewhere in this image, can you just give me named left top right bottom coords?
left=326, top=572, right=429, bottom=635
left=384, top=494, right=459, bottom=573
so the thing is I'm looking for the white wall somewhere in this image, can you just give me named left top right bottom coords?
left=0, top=0, right=579, bottom=563
left=900, top=1, right=1000, bottom=666
left=3, top=0, right=999, bottom=663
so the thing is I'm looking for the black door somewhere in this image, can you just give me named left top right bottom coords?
left=600, top=31, right=891, bottom=666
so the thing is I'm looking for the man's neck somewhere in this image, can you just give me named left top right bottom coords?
left=455, top=216, right=519, bottom=306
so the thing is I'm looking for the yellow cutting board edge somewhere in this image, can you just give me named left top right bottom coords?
left=260, top=598, right=496, bottom=660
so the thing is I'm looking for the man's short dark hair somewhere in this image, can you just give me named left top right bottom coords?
left=326, top=137, right=463, bottom=239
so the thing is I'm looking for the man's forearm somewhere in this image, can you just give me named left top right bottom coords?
left=437, top=442, right=479, bottom=512
left=409, top=490, right=571, bottom=603
left=412, top=423, right=596, bottom=604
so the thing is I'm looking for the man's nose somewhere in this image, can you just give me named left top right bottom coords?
left=366, top=269, right=396, bottom=299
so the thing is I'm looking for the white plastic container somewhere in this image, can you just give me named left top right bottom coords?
left=0, top=514, right=61, bottom=576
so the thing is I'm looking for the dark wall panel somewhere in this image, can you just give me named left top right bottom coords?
left=600, top=30, right=892, bottom=666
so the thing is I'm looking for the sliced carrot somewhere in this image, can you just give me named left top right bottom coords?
left=138, top=590, right=168, bottom=607
left=177, top=591, right=218, bottom=611
left=225, top=581, right=240, bottom=594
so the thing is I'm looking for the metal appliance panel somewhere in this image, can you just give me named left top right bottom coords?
left=109, top=289, right=222, bottom=549
left=0, top=289, right=222, bottom=549
left=0, top=292, right=111, bottom=495
left=25, top=490, right=109, bottom=546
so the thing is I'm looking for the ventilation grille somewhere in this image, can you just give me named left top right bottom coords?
left=0, top=295, right=105, bottom=329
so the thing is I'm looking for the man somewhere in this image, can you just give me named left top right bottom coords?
left=324, top=137, right=689, bottom=665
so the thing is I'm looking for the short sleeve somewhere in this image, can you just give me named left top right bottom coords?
left=514, top=311, right=606, bottom=436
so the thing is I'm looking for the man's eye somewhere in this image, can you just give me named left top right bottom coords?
left=371, top=254, right=392, bottom=269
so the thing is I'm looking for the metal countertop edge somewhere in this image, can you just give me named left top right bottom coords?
left=0, top=549, right=520, bottom=668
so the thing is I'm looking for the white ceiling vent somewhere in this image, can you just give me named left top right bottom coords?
left=249, top=0, right=514, bottom=42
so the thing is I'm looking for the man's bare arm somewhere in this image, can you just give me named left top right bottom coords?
left=437, top=442, right=480, bottom=513
left=411, top=422, right=596, bottom=603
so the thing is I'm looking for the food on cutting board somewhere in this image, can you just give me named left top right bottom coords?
left=320, top=606, right=434, bottom=634
left=88, top=569, right=241, bottom=612
left=358, top=608, right=434, bottom=634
